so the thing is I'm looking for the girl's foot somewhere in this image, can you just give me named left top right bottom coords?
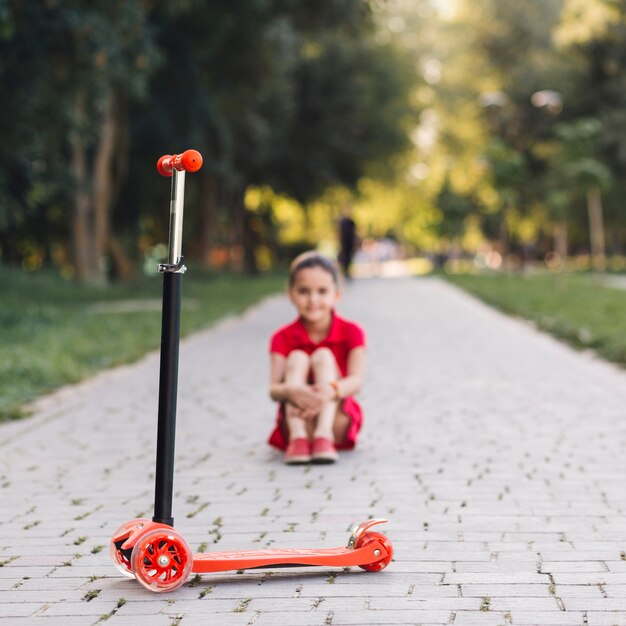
left=285, top=438, right=311, bottom=465
left=311, top=437, right=338, bottom=464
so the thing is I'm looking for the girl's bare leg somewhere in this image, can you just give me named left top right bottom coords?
left=284, top=350, right=311, bottom=441
left=310, top=348, right=348, bottom=443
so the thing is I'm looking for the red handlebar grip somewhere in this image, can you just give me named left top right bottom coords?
left=157, top=150, right=203, bottom=177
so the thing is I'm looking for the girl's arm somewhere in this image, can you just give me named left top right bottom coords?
left=318, top=346, right=365, bottom=401
left=269, top=353, right=290, bottom=402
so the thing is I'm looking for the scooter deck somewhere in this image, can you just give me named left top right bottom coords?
left=191, top=543, right=388, bottom=573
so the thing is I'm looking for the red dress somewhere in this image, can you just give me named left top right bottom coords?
left=268, top=313, right=365, bottom=451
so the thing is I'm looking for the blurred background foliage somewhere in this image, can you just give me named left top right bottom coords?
left=1, top=0, right=626, bottom=284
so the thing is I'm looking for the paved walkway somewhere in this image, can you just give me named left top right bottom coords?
left=2, top=277, right=626, bottom=626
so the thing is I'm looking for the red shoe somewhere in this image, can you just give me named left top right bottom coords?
left=311, top=437, right=338, bottom=464
left=284, top=438, right=311, bottom=465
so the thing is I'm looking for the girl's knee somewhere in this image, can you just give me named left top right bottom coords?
left=285, top=349, right=310, bottom=369
left=310, top=347, right=337, bottom=369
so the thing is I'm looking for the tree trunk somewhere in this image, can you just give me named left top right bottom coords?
left=108, top=94, right=135, bottom=281
left=91, top=91, right=117, bottom=286
left=553, top=220, right=568, bottom=261
left=228, top=186, right=245, bottom=272
left=71, top=90, right=120, bottom=285
left=200, top=170, right=219, bottom=268
left=0, top=231, right=19, bottom=265
left=72, top=92, right=97, bottom=283
left=243, top=209, right=259, bottom=275
left=109, top=236, right=135, bottom=281
left=586, top=186, right=606, bottom=272
left=498, top=207, right=510, bottom=259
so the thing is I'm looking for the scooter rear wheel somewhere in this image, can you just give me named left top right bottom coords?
left=131, top=528, right=192, bottom=592
left=110, top=518, right=150, bottom=578
left=355, top=531, right=393, bottom=572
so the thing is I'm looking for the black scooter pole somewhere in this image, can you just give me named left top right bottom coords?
left=151, top=151, right=203, bottom=526
left=153, top=269, right=182, bottom=526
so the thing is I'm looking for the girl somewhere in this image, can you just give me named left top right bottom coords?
left=268, top=251, right=366, bottom=465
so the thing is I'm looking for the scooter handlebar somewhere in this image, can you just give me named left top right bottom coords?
left=157, top=150, right=203, bottom=177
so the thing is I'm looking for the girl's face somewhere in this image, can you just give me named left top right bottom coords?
left=288, top=266, right=339, bottom=326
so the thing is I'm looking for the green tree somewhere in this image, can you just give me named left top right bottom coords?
left=555, top=119, right=611, bottom=269
left=0, top=1, right=159, bottom=283
left=563, top=0, right=626, bottom=257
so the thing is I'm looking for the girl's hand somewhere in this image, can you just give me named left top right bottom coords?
left=312, top=383, right=336, bottom=403
left=287, top=384, right=318, bottom=411
left=286, top=400, right=320, bottom=421
left=286, top=384, right=329, bottom=421
left=285, top=385, right=321, bottom=420
left=298, top=384, right=336, bottom=420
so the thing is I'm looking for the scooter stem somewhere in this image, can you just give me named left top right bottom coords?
left=167, top=170, right=185, bottom=266
left=153, top=167, right=189, bottom=526
left=153, top=270, right=182, bottom=526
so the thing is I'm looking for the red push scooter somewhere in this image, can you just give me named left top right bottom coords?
left=109, top=150, right=393, bottom=592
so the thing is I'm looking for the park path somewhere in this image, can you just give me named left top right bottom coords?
left=2, top=276, right=626, bottom=626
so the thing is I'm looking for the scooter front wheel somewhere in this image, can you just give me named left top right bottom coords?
left=131, top=528, right=192, bottom=592
left=355, top=531, right=393, bottom=572
left=110, top=518, right=151, bottom=578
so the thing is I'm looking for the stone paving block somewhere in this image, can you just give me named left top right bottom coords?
left=460, top=584, right=552, bottom=597
left=444, top=573, right=548, bottom=584
left=509, top=611, right=585, bottom=625
left=0, top=566, right=52, bottom=579
left=220, top=611, right=324, bottom=626
left=488, top=597, right=561, bottom=611
left=0, top=589, right=85, bottom=604
left=0, top=602, right=41, bottom=617
left=450, top=612, right=512, bottom=625
left=564, top=598, right=626, bottom=610
left=494, top=552, right=543, bottom=563
left=35, top=599, right=122, bottom=617
left=586, top=611, right=626, bottom=625
left=541, top=561, right=609, bottom=573
left=332, top=572, right=440, bottom=585
left=296, top=582, right=410, bottom=597
left=103, top=614, right=173, bottom=626
left=162, top=597, right=268, bottom=614
left=376, top=596, right=480, bottom=610
left=6, top=617, right=97, bottom=626
left=554, top=585, right=605, bottom=598
left=173, top=613, right=251, bottom=626
left=9, top=577, right=92, bottom=591
left=105, top=599, right=175, bottom=615
left=553, top=573, right=626, bottom=585
left=403, top=584, right=461, bottom=599
left=541, top=552, right=622, bottom=563
left=411, top=551, right=493, bottom=562
left=330, top=609, right=452, bottom=624
left=382, top=560, right=453, bottom=573
left=249, top=596, right=367, bottom=612
left=454, top=562, right=542, bottom=573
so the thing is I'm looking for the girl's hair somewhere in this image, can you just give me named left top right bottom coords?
left=288, top=251, right=340, bottom=287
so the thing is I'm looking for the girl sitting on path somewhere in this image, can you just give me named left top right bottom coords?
left=268, top=251, right=366, bottom=465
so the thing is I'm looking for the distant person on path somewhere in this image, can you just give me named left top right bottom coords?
left=267, top=252, right=366, bottom=465
left=338, top=205, right=358, bottom=279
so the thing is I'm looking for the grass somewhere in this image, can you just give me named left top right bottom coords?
left=445, top=271, right=626, bottom=367
left=1, top=265, right=284, bottom=422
